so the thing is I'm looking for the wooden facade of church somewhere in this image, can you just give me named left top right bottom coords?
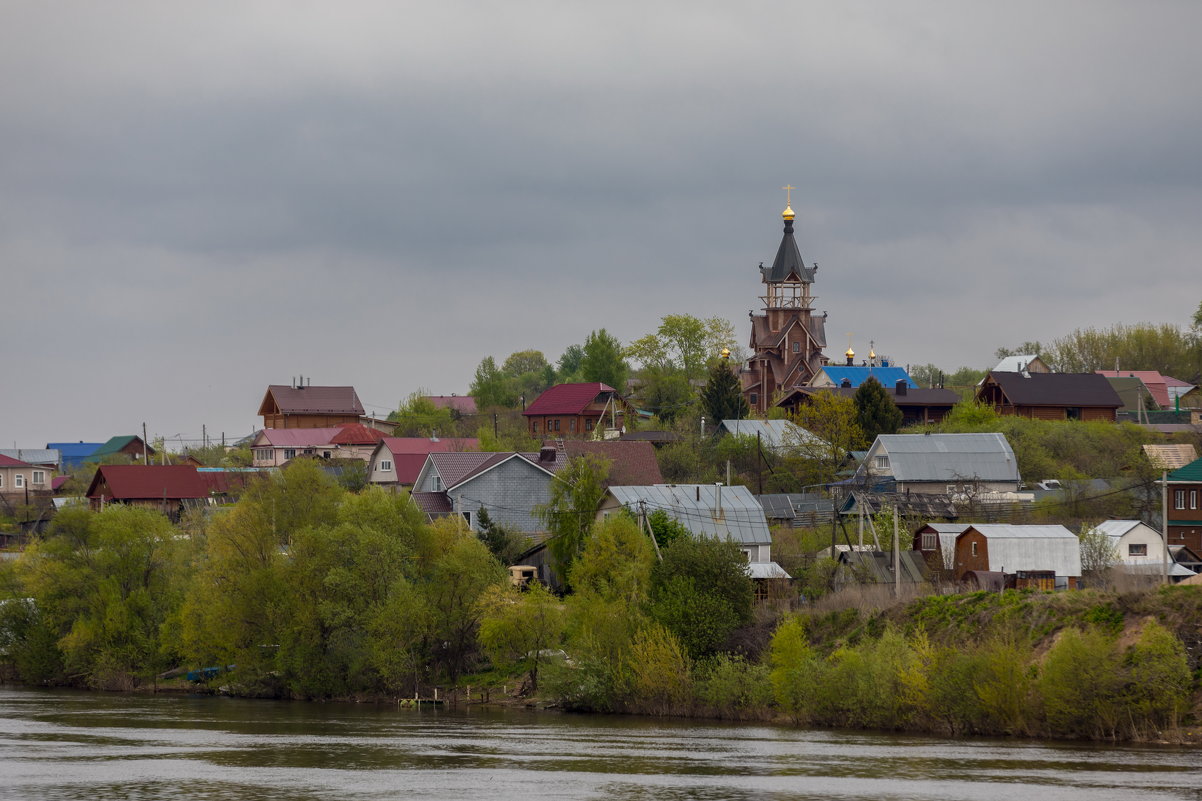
left=740, top=199, right=829, bottom=414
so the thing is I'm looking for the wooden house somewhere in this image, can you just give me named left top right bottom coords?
left=1166, top=457, right=1202, bottom=554
left=86, top=464, right=220, bottom=521
left=84, top=435, right=156, bottom=463
left=522, top=382, right=631, bottom=438
left=366, top=436, right=481, bottom=489
left=777, top=383, right=959, bottom=426
left=976, top=371, right=1121, bottom=421
left=258, top=383, right=364, bottom=429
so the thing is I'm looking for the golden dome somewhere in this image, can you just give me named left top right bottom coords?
left=845, top=347, right=855, bottom=358
left=869, top=349, right=876, bottom=359
left=782, top=204, right=795, bottom=221
left=720, top=347, right=731, bottom=360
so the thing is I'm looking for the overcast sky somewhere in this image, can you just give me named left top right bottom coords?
left=3, top=1, right=1200, bottom=449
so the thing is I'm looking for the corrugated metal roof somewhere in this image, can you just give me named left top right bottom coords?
left=1168, top=456, right=1202, bottom=482
left=0, top=449, right=60, bottom=466
left=969, top=524, right=1082, bottom=576
left=607, top=484, right=772, bottom=546
left=748, top=561, right=791, bottom=579
left=990, top=355, right=1041, bottom=373
left=1095, top=370, right=1171, bottom=407
left=718, top=419, right=821, bottom=450
left=875, top=433, right=1019, bottom=484
left=817, top=366, right=916, bottom=389
left=257, top=427, right=343, bottom=447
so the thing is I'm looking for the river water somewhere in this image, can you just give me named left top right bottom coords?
left=0, top=687, right=1198, bottom=801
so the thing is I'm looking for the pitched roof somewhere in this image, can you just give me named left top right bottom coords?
left=86, top=465, right=212, bottom=500
left=0, top=449, right=60, bottom=467
left=760, top=216, right=816, bottom=284
left=1095, top=370, right=1171, bottom=407
left=87, top=435, right=154, bottom=461
left=718, top=419, right=822, bottom=450
left=376, top=437, right=480, bottom=485
left=606, top=484, right=772, bottom=546
left=990, top=355, right=1047, bottom=373
left=1143, top=444, right=1198, bottom=470
left=815, top=366, right=916, bottom=389
left=425, top=395, right=477, bottom=414
left=0, top=454, right=32, bottom=468
left=559, top=440, right=664, bottom=486
left=427, top=451, right=516, bottom=488
left=784, top=386, right=960, bottom=408
left=1167, top=456, right=1202, bottom=482
left=330, top=423, right=386, bottom=445
left=871, top=433, right=1020, bottom=484
left=410, top=491, right=453, bottom=515
left=523, top=383, right=618, bottom=417
left=983, top=372, right=1122, bottom=408
left=259, top=385, right=364, bottom=416
left=256, top=427, right=343, bottom=447
left=46, top=442, right=103, bottom=462
left=966, top=524, right=1082, bottom=577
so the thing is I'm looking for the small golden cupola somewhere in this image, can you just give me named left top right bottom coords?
left=845, top=344, right=855, bottom=366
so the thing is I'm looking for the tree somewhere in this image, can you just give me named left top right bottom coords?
left=854, top=377, right=902, bottom=445
left=538, top=455, right=610, bottom=584
left=648, top=535, right=753, bottom=659
left=637, top=366, right=695, bottom=423
left=477, top=582, right=566, bottom=692
left=995, top=342, right=1044, bottom=360
left=1044, top=322, right=1202, bottom=382
left=389, top=391, right=454, bottom=437
left=1077, top=522, right=1119, bottom=577
left=792, top=392, right=863, bottom=484
left=580, top=329, right=629, bottom=390
left=556, top=344, right=585, bottom=383
left=626, top=315, right=737, bottom=380
left=423, top=529, right=507, bottom=682
left=475, top=507, right=527, bottom=566
left=502, top=350, right=555, bottom=405
left=700, top=359, right=749, bottom=423
left=469, top=356, right=516, bottom=409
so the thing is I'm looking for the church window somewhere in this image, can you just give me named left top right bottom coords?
left=792, top=341, right=800, bottom=353
left=750, top=393, right=759, bottom=407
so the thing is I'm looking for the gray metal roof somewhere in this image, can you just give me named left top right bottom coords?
left=970, top=524, right=1082, bottom=576
left=748, top=561, right=791, bottom=579
left=718, top=419, right=820, bottom=450
left=607, top=484, right=772, bottom=546
left=0, top=448, right=60, bottom=466
left=873, top=433, right=1019, bottom=484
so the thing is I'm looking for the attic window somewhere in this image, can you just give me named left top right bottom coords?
left=921, top=531, right=936, bottom=550
left=971, top=542, right=978, bottom=557
left=380, top=460, right=393, bottom=472
left=792, top=342, right=800, bottom=353
left=1128, top=544, right=1147, bottom=557
left=875, top=455, right=889, bottom=469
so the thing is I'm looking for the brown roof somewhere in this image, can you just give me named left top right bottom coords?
left=524, top=383, right=618, bottom=417
left=86, top=465, right=211, bottom=500
left=410, top=491, right=453, bottom=515
left=427, top=452, right=516, bottom=488
left=330, top=423, right=386, bottom=445
left=981, top=372, right=1122, bottom=408
left=259, top=385, right=364, bottom=416
left=376, top=437, right=480, bottom=485
left=426, top=395, right=477, bottom=414
left=781, top=386, right=960, bottom=407
left=559, top=440, right=664, bottom=486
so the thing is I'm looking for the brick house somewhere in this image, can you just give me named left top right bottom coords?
left=1166, top=457, right=1202, bottom=553
left=976, top=371, right=1122, bottom=422
left=258, top=383, right=364, bottom=429
left=523, top=382, right=630, bottom=438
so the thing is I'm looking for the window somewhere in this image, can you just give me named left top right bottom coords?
left=1176, top=490, right=1187, bottom=510
left=1128, top=543, right=1148, bottom=557
left=532, top=420, right=539, bottom=433
left=433, top=476, right=442, bottom=492
left=0, top=474, right=4, bottom=488
left=750, top=393, right=759, bottom=407
left=1066, top=407, right=1082, bottom=420
left=792, top=341, right=800, bottom=353
left=461, top=510, right=473, bottom=529
left=876, top=455, right=889, bottom=469
left=32, top=471, right=45, bottom=485
left=921, top=531, right=936, bottom=550
left=585, top=419, right=593, bottom=431
left=254, top=448, right=272, bottom=462
left=321, top=451, right=331, bottom=459
left=14, top=474, right=24, bottom=489
left=380, top=460, right=393, bottom=472
left=569, top=418, right=576, bottom=433
left=283, top=448, right=297, bottom=460
left=1192, top=490, right=1198, bottom=510
left=553, top=419, right=560, bottom=432
left=971, top=541, right=978, bottom=557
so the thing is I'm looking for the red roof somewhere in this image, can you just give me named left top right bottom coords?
left=426, top=395, right=478, bottom=414
left=331, top=423, right=386, bottom=445
left=86, top=465, right=211, bottom=500
left=1094, top=370, right=1171, bottom=407
left=378, top=437, right=480, bottom=485
left=259, top=385, right=364, bottom=416
left=523, top=383, right=618, bottom=417
left=256, top=428, right=342, bottom=447
left=0, top=454, right=31, bottom=468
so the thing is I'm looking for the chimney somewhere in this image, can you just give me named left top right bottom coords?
left=840, top=378, right=852, bottom=388
left=895, top=379, right=907, bottom=396
left=713, top=482, right=724, bottom=520
left=538, top=446, right=557, bottom=464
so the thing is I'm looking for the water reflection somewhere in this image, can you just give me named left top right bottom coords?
left=0, top=688, right=1198, bottom=801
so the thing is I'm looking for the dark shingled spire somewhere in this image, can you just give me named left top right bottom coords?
left=762, top=215, right=816, bottom=284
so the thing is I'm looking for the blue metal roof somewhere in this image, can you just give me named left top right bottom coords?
left=46, top=442, right=103, bottom=468
left=818, top=366, right=916, bottom=389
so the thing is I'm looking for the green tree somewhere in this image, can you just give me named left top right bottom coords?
left=1045, top=322, right=1202, bottom=381
left=469, top=356, right=517, bottom=409
left=637, top=365, right=695, bottom=423
left=423, top=528, right=507, bottom=682
left=580, top=329, right=629, bottom=390
left=648, top=535, right=753, bottom=659
left=995, top=342, right=1044, bottom=360
left=475, top=507, right=527, bottom=566
left=556, top=344, right=586, bottom=383
left=853, top=377, right=902, bottom=445
left=791, top=392, right=863, bottom=484
left=646, top=509, right=689, bottom=550
left=477, top=582, right=566, bottom=692
left=388, top=391, right=454, bottom=437
left=626, top=315, right=737, bottom=380
left=700, top=359, right=749, bottom=423
left=538, top=455, right=610, bottom=584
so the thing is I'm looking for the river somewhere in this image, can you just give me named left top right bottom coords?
left=0, top=687, right=1198, bottom=800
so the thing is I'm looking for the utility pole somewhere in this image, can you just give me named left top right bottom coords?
left=1162, top=470, right=1170, bottom=585
left=203, top=424, right=207, bottom=450
left=142, top=422, right=148, bottom=463
left=893, top=505, right=901, bottom=598
left=756, top=431, right=763, bottom=495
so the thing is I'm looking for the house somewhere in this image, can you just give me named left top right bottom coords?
left=250, top=423, right=385, bottom=467
left=776, top=383, right=960, bottom=426
left=1088, top=520, right=1196, bottom=581
left=1166, top=457, right=1202, bottom=554
left=552, top=439, right=664, bottom=486
left=855, top=433, right=1022, bottom=498
left=84, top=435, right=156, bottom=463
left=522, top=382, right=630, bottom=438
left=989, top=354, right=1051, bottom=375
left=598, top=484, right=786, bottom=576
left=1102, top=376, right=1157, bottom=418
left=366, top=437, right=480, bottom=489
left=1095, top=370, right=1171, bottom=408
left=0, top=454, right=53, bottom=498
left=258, top=383, right=364, bottom=429
left=953, top=524, right=1082, bottom=589
left=809, top=365, right=916, bottom=390
left=913, top=523, right=971, bottom=573
left=46, top=441, right=104, bottom=470
left=85, top=464, right=226, bottom=521
left=410, top=450, right=559, bottom=535
left=739, top=200, right=830, bottom=414
left=0, top=449, right=61, bottom=471
left=758, top=493, right=834, bottom=528
left=425, top=395, right=477, bottom=415
left=716, top=419, right=822, bottom=451
left=976, top=371, right=1122, bottom=422
left=1164, top=376, right=1201, bottom=409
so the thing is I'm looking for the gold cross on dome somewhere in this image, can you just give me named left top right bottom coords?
left=781, top=184, right=795, bottom=206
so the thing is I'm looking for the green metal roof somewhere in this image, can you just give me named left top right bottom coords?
left=84, top=435, right=142, bottom=462
left=1167, top=456, right=1202, bottom=482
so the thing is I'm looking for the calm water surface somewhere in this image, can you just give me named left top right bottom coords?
left=0, top=687, right=1198, bottom=801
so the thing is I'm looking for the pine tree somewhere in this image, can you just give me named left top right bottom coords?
left=701, top=359, right=749, bottom=423
left=853, top=376, right=902, bottom=445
